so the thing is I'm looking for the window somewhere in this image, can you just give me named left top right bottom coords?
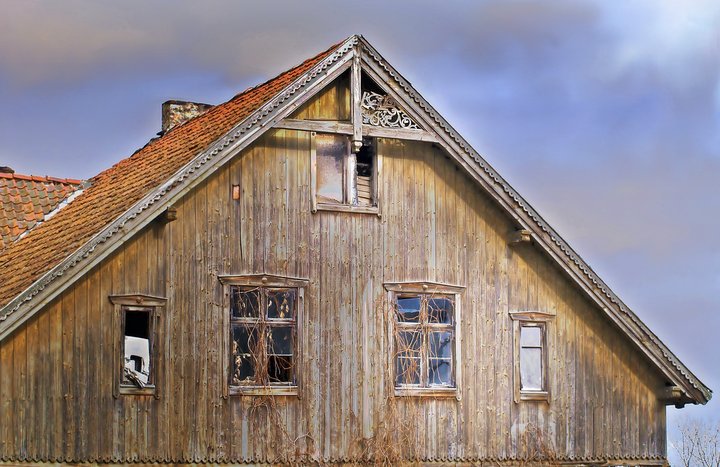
left=219, top=274, right=308, bottom=396
left=311, top=133, right=377, bottom=213
left=384, top=282, right=464, bottom=397
left=509, top=310, right=555, bottom=402
left=109, top=294, right=167, bottom=397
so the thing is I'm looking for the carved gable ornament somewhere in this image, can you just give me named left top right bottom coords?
left=361, top=91, right=419, bottom=129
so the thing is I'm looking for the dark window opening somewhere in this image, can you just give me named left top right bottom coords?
left=356, top=138, right=375, bottom=206
left=123, top=309, right=152, bottom=388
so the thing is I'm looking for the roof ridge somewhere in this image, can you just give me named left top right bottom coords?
left=0, top=172, right=84, bottom=185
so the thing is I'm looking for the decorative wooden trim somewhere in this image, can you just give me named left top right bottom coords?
left=108, top=293, right=168, bottom=307
left=219, top=275, right=307, bottom=397
left=509, top=310, right=556, bottom=322
left=217, top=274, right=309, bottom=288
left=384, top=281, right=466, bottom=294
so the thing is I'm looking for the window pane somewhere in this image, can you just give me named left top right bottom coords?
left=123, top=310, right=151, bottom=386
left=316, top=134, right=346, bottom=204
left=396, top=357, right=421, bottom=386
left=231, top=325, right=259, bottom=385
left=429, top=359, right=453, bottom=386
left=396, top=330, right=421, bottom=357
left=427, top=296, right=454, bottom=324
left=231, top=288, right=260, bottom=319
left=267, top=289, right=295, bottom=320
left=268, top=355, right=294, bottom=384
left=520, top=326, right=542, bottom=347
left=520, top=347, right=543, bottom=390
left=395, top=295, right=421, bottom=322
left=429, top=331, right=453, bottom=359
left=268, top=326, right=293, bottom=355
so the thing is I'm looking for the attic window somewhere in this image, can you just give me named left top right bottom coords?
left=311, top=133, right=377, bottom=213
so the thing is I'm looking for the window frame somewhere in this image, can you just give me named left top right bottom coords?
left=219, top=274, right=309, bottom=397
left=509, top=310, right=556, bottom=403
left=109, top=294, right=167, bottom=398
left=310, top=132, right=380, bottom=215
left=384, top=281, right=464, bottom=399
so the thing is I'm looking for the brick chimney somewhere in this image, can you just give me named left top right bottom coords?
left=161, top=100, right=213, bottom=133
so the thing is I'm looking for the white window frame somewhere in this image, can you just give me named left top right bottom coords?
left=384, top=281, right=464, bottom=399
left=509, top=310, right=556, bottom=402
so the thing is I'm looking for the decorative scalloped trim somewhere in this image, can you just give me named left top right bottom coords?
left=361, top=42, right=707, bottom=398
left=0, top=453, right=667, bottom=464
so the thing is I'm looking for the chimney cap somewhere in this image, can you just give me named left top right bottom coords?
left=0, top=166, right=14, bottom=174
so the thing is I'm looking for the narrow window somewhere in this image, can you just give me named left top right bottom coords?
left=109, top=294, right=166, bottom=397
left=229, top=286, right=297, bottom=388
left=510, top=310, right=555, bottom=402
left=123, top=309, right=153, bottom=388
left=386, top=283, right=463, bottom=396
left=312, top=133, right=377, bottom=210
left=519, top=324, right=544, bottom=391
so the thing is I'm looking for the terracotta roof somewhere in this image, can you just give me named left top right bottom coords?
left=0, top=173, right=85, bottom=250
left=0, top=39, right=340, bottom=307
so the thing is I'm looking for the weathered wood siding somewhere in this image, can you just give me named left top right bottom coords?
left=0, top=130, right=667, bottom=463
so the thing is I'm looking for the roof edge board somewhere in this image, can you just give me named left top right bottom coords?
left=0, top=36, right=358, bottom=341
left=357, top=36, right=711, bottom=403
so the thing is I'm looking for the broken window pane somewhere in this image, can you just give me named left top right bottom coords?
left=427, top=296, right=454, bottom=324
left=231, top=288, right=260, bottom=318
left=123, top=310, right=151, bottom=387
left=429, top=331, right=453, bottom=359
left=429, top=359, right=453, bottom=386
left=267, top=289, right=295, bottom=320
left=316, top=134, right=346, bottom=204
left=268, top=326, right=293, bottom=355
left=231, top=325, right=259, bottom=385
left=396, top=295, right=421, bottom=322
left=356, top=139, right=374, bottom=206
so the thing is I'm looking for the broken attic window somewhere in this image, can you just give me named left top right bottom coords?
left=313, top=133, right=376, bottom=208
left=123, top=309, right=152, bottom=388
left=230, top=286, right=297, bottom=387
left=520, top=324, right=544, bottom=391
left=393, top=293, right=456, bottom=389
left=355, top=139, right=375, bottom=206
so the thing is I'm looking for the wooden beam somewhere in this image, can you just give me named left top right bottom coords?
left=351, top=51, right=363, bottom=153
left=363, top=125, right=438, bottom=143
left=274, top=119, right=353, bottom=134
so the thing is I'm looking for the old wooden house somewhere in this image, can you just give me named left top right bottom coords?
left=0, top=35, right=711, bottom=466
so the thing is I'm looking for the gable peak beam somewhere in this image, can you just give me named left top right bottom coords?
left=351, top=49, right=363, bottom=153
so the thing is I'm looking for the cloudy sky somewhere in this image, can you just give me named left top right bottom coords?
left=1, top=0, right=718, bottom=454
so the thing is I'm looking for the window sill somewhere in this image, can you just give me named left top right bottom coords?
left=519, top=390, right=550, bottom=402
left=119, top=385, right=156, bottom=396
left=394, top=387, right=459, bottom=399
left=229, top=385, right=299, bottom=397
left=314, top=203, right=379, bottom=215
